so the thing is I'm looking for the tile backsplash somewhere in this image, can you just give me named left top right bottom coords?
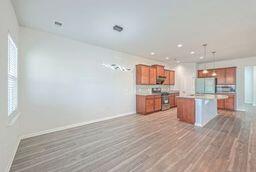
left=136, top=85, right=175, bottom=94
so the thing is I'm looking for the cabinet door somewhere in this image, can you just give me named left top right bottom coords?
left=225, top=95, right=235, bottom=110
left=149, top=67, right=156, bottom=85
left=169, top=70, right=175, bottom=85
left=163, top=70, right=170, bottom=85
left=206, top=69, right=214, bottom=77
left=136, top=65, right=150, bottom=85
left=145, top=98, right=154, bottom=113
left=198, top=70, right=204, bottom=78
left=154, top=97, right=162, bottom=111
left=177, top=98, right=183, bottom=119
left=225, top=67, right=236, bottom=85
left=174, top=93, right=179, bottom=107
left=217, top=99, right=225, bottom=109
left=215, top=68, right=226, bottom=85
left=152, top=65, right=165, bottom=77
left=169, top=94, right=175, bottom=107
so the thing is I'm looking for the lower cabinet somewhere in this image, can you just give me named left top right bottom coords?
left=217, top=94, right=235, bottom=111
left=136, top=95, right=162, bottom=115
left=169, top=93, right=179, bottom=107
left=169, top=94, right=175, bottom=107
left=177, top=97, right=195, bottom=124
left=154, top=96, right=162, bottom=111
left=145, top=97, right=154, bottom=113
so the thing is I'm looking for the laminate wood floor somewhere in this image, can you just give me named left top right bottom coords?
left=10, top=109, right=256, bottom=172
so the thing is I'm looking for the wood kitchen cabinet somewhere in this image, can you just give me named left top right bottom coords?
left=206, top=69, right=214, bottom=77
left=149, top=67, right=157, bottom=85
left=198, top=70, right=204, bottom=78
left=174, top=93, right=179, bottom=107
left=136, top=95, right=162, bottom=115
left=169, top=70, right=175, bottom=85
left=152, top=65, right=165, bottom=77
left=225, top=67, right=236, bottom=85
left=154, top=95, right=162, bottom=111
left=169, top=94, right=175, bottom=107
left=145, top=97, right=154, bottom=113
left=163, top=70, right=170, bottom=85
left=215, top=68, right=226, bottom=85
left=136, top=64, right=150, bottom=85
left=217, top=99, right=225, bottom=109
left=224, top=94, right=235, bottom=110
left=197, top=67, right=236, bottom=85
left=217, top=94, right=235, bottom=111
left=177, top=97, right=195, bottom=124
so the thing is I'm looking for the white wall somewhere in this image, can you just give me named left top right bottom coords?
left=172, top=63, right=197, bottom=96
left=198, top=56, right=256, bottom=110
left=19, top=27, right=172, bottom=136
left=0, top=0, right=21, bottom=171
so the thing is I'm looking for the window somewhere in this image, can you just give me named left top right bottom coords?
left=8, top=34, right=18, bottom=116
left=244, top=66, right=256, bottom=106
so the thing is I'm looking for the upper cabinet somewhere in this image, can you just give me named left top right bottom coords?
left=169, top=70, right=175, bottom=85
left=149, top=67, right=157, bottom=85
left=215, top=68, right=226, bottom=85
left=225, top=67, right=236, bottom=85
left=152, top=65, right=165, bottom=77
left=163, top=70, right=170, bottom=85
left=136, top=64, right=150, bottom=85
left=136, top=64, right=175, bottom=85
left=197, top=67, right=236, bottom=85
left=198, top=70, right=204, bottom=78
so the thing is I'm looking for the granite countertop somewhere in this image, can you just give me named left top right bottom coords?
left=137, top=90, right=179, bottom=96
left=177, top=94, right=228, bottom=100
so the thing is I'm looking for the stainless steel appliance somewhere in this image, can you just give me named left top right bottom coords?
left=152, top=87, right=161, bottom=94
left=216, top=85, right=236, bottom=93
left=161, top=92, right=170, bottom=111
left=195, top=78, right=216, bottom=94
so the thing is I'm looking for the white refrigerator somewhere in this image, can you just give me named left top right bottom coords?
left=195, top=78, right=216, bottom=94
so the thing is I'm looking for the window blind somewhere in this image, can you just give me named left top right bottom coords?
left=8, top=34, right=18, bottom=116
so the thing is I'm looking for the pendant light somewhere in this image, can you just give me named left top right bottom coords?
left=212, top=51, right=217, bottom=76
left=202, top=44, right=208, bottom=74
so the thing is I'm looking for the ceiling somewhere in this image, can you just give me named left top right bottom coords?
left=12, top=0, right=256, bottom=63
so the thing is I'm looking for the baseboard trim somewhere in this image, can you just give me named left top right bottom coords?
left=21, top=111, right=136, bottom=139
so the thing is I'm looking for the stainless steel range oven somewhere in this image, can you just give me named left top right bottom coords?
left=152, top=88, right=171, bottom=111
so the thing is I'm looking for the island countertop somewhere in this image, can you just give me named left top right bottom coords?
left=177, top=94, right=228, bottom=100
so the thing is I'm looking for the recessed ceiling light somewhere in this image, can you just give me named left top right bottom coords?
left=150, top=52, right=155, bottom=56
left=190, top=51, right=195, bottom=55
left=199, top=56, right=204, bottom=59
left=177, top=44, right=183, bottom=48
left=54, top=21, right=63, bottom=27
left=165, top=57, right=169, bottom=60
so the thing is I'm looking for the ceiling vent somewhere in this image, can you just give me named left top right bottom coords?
left=113, top=25, right=123, bottom=32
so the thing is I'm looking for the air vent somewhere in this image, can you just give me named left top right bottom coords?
left=113, top=25, right=123, bottom=32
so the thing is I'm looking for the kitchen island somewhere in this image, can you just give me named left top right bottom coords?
left=177, top=94, right=228, bottom=127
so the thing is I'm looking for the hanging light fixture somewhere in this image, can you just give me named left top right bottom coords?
left=202, top=44, right=208, bottom=74
left=212, top=51, right=217, bottom=76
